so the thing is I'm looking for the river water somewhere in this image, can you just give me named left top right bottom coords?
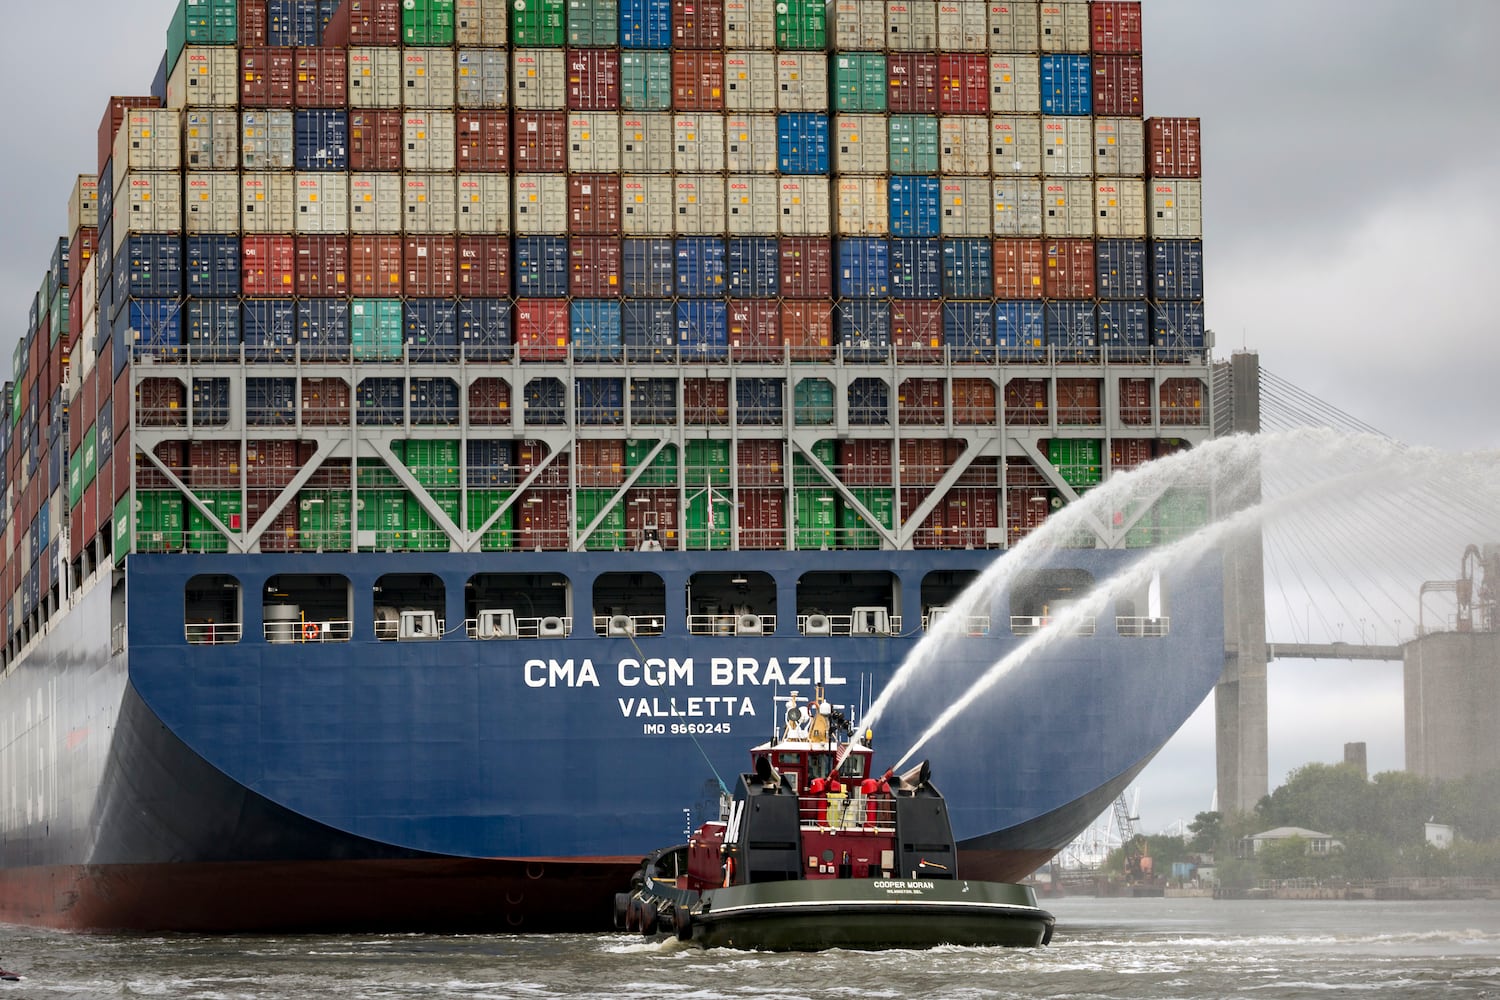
left=2, top=896, right=1497, bottom=998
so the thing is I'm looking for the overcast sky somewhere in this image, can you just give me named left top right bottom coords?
left=2, top=1, right=1496, bottom=837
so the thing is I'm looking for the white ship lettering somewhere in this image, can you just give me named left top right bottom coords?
left=524, top=659, right=601, bottom=688
left=708, top=656, right=847, bottom=687
left=618, top=696, right=754, bottom=718
left=616, top=657, right=695, bottom=687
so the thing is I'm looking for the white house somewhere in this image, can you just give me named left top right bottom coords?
left=1242, top=827, right=1344, bottom=857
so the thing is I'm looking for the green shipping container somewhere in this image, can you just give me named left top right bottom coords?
left=357, top=490, right=407, bottom=550
left=794, top=378, right=835, bottom=425
left=351, top=299, right=404, bottom=359
left=576, top=489, right=627, bottom=551
left=792, top=439, right=837, bottom=486
left=685, top=439, right=730, bottom=487
left=114, top=496, right=132, bottom=566
left=136, top=491, right=186, bottom=553
left=49, top=287, right=68, bottom=346
left=889, top=116, right=940, bottom=173
left=68, top=451, right=82, bottom=509
left=1048, top=439, right=1103, bottom=488
left=357, top=457, right=402, bottom=490
left=187, top=490, right=242, bottom=553
left=168, top=0, right=237, bottom=74
left=299, top=490, right=353, bottom=551
left=468, top=489, right=516, bottom=551
left=626, top=440, right=678, bottom=485
left=404, top=0, right=458, bottom=44
left=405, top=490, right=460, bottom=551
left=567, top=0, right=619, bottom=45
left=512, top=0, right=565, bottom=44
left=685, top=491, right=732, bottom=550
left=400, top=439, right=461, bottom=489
left=620, top=51, right=672, bottom=110
left=82, top=425, right=98, bottom=488
left=794, top=489, right=838, bottom=550
left=840, top=487, right=894, bottom=549
left=1157, top=488, right=1210, bottom=544
left=833, top=53, right=887, bottom=112
left=776, top=0, right=825, bottom=48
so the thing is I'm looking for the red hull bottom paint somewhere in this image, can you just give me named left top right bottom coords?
left=0, top=857, right=638, bottom=933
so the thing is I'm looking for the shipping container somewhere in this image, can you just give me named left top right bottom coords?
left=727, top=300, right=780, bottom=359
left=405, top=299, right=460, bottom=360
left=889, top=238, right=941, bottom=299
left=514, top=174, right=570, bottom=233
left=1095, top=237, right=1147, bottom=299
left=629, top=379, right=677, bottom=425
left=456, top=48, right=510, bottom=108
left=940, top=177, right=992, bottom=237
left=568, top=172, right=621, bottom=233
left=348, top=0, right=403, bottom=45
left=1147, top=116, right=1202, bottom=178
left=988, top=54, right=1039, bottom=114
left=567, top=0, right=618, bottom=45
left=403, top=48, right=458, bottom=108
left=468, top=376, right=513, bottom=425
left=513, top=48, right=568, bottom=109
left=891, top=175, right=941, bottom=237
left=676, top=299, right=729, bottom=360
left=569, top=236, right=623, bottom=296
left=1098, top=299, right=1149, bottom=360
left=726, top=237, right=779, bottom=297
left=891, top=298, right=943, bottom=359
left=457, top=299, right=513, bottom=360
left=348, top=47, right=402, bottom=107
left=515, top=236, right=570, bottom=297
left=1092, top=53, right=1143, bottom=117
left=1150, top=239, right=1204, bottom=300
left=455, top=110, right=511, bottom=171
left=1040, top=53, right=1091, bottom=115
left=1041, top=177, right=1093, bottom=237
left=570, top=301, right=623, bottom=361
left=1148, top=179, right=1203, bottom=239
left=515, top=299, right=570, bottom=360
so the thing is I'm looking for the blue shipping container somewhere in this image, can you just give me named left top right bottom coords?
left=726, top=237, right=779, bottom=297
left=735, top=377, right=784, bottom=426
left=620, top=0, right=671, bottom=47
left=838, top=300, right=891, bottom=361
left=630, top=377, right=677, bottom=423
left=242, top=299, right=298, bottom=358
left=113, top=235, right=184, bottom=308
left=246, top=377, right=297, bottom=426
left=457, top=298, right=513, bottom=359
left=409, top=377, right=460, bottom=425
left=1098, top=300, right=1150, bottom=359
left=623, top=299, right=676, bottom=361
left=675, top=237, right=727, bottom=296
left=838, top=238, right=889, bottom=297
left=778, top=114, right=831, bottom=174
left=676, top=299, right=728, bottom=360
left=1151, top=301, right=1207, bottom=356
left=116, top=298, right=183, bottom=356
left=357, top=377, right=405, bottom=426
left=622, top=238, right=675, bottom=296
left=298, top=298, right=352, bottom=359
left=576, top=377, right=626, bottom=426
left=942, top=239, right=993, bottom=298
left=1046, top=301, right=1098, bottom=359
left=193, top=377, right=231, bottom=424
left=268, top=0, right=323, bottom=45
left=405, top=299, right=460, bottom=360
left=294, top=110, right=349, bottom=171
left=185, top=235, right=242, bottom=297
left=1040, top=54, right=1092, bottom=115
left=942, top=301, right=995, bottom=360
left=1151, top=240, right=1206, bottom=300
left=888, top=175, right=941, bottom=237
left=467, top=439, right=516, bottom=488
left=515, top=237, right=570, bottom=297
left=889, top=238, right=941, bottom=299
left=848, top=377, right=889, bottom=426
left=524, top=378, right=567, bottom=425
left=571, top=300, right=624, bottom=360
left=1096, top=239, right=1149, bottom=299
left=995, top=301, right=1045, bottom=360
left=186, top=299, right=241, bottom=357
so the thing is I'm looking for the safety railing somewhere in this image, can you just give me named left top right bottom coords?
left=798, top=613, right=902, bottom=636
left=464, top=615, right=573, bottom=639
left=1115, top=616, right=1171, bottom=637
left=184, top=622, right=244, bottom=645
left=1009, top=615, right=1097, bottom=637
left=593, top=614, right=667, bottom=637
left=686, top=613, right=776, bottom=636
left=263, top=619, right=354, bottom=643
left=798, top=793, right=897, bottom=833
left=922, top=613, right=991, bottom=635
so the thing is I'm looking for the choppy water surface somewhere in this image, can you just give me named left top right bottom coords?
left=3, top=897, right=1498, bottom=999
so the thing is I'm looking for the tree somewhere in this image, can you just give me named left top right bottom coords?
left=1186, top=810, right=1222, bottom=854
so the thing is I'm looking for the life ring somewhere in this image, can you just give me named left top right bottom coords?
left=302, top=622, right=320, bottom=641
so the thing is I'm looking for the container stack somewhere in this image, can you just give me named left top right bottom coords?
left=5, top=0, right=1212, bottom=598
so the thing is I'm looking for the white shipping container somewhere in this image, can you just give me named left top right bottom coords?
left=457, top=0, right=509, bottom=46
left=940, top=177, right=991, bottom=237
left=833, top=0, right=887, bottom=50
left=778, top=177, right=831, bottom=236
left=512, top=49, right=567, bottom=110
left=404, top=111, right=458, bottom=171
left=938, top=1, right=989, bottom=50
left=724, top=0, right=775, bottom=48
left=1094, top=117, right=1146, bottom=177
left=168, top=47, right=239, bottom=109
left=1041, top=117, right=1093, bottom=176
left=835, top=115, right=889, bottom=175
left=182, top=110, right=239, bottom=170
left=114, top=109, right=182, bottom=183
left=349, top=172, right=403, bottom=233
left=989, top=55, right=1040, bottom=114
left=456, top=48, right=509, bottom=109
left=1042, top=177, right=1094, bottom=236
left=242, top=110, right=294, bottom=170
left=1148, top=179, right=1204, bottom=239
left=725, top=175, right=780, bottom=235
left=1038, top=1, right=1090, bottom=52
left=990, top=115, right=1042, bottom=175
left=457, top=173, right=511, bottom=233
left=112, top=172, right=184, bottom=243
left=295, top=173, right=350, bottom=234
left=674, top=174, right=726, bottom=234
left=886, top=0, right=939, bottom=50
left=776, top=54, right=828, bottom=112
left=1094, top=177, right=1147, bottom=238
left=184, top=173, right=241, bottom=233
left=513, top=174, right=569, bottom=234
left=349, top=48, right=403, bottom=108
left=837, top=176, right=890, bottom=236
left=68, top=175, right=99, bottom=236
left=240, top=172, right=295, bottom=233
left=569, top=113, right=622, bottom=172
left=725, top=114, right=778, bottom=173
left=674, top=114, right=726, bottom=172
left=992, top=176, right=1043, bottom=236
left=78, top=261, right=97, bottom=332
left=940, top=116, right=991, bottom=175
left=989, top=0, right=1040, bottom=51
left=404, top=49, right=457, bottom=109
left=405, top=173, right=459, bottom=233
left=621, top=174, right=675, bottom=235
left=620, top=113, right=673, bottom=173
left=725, top=51, right=777, bottom=111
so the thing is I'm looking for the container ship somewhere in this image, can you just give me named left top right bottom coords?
left=0, top=0, right=1216, bottom=931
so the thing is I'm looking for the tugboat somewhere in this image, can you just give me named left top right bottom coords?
left=615, top=691, right=1056, bottom=951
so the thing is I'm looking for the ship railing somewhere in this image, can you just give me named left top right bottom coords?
left=1116, top=616, right=1171, bottom=637
left=185, top=621, right=244, bottom=645
left=464, top=616, right=574, bottom=639
left=1009, top=615, right=1097, bottom=637
left=593, top=614, right=667, bottom=637
left=922, top=613, right=991, bottom=635
left=263, top=620, right=354, bottom=643
left=686, top=613, right=776, bottom=636
left=798, top=794, right=897, bottom=833
left=374, top=617, right=445, bottom=641
left=798, top=613, right=902, bottom=637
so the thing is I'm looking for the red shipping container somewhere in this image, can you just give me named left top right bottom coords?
left=456, top=111, right=511, bottom=172
left=403, top=235, right=459, bottom=297
left=70, top=500, right=86, bottom=561
left=779, top=238, right=833, bottom=297
left=626, top=488, right=681, bottom=550
left=952, top=377, right=997, bottom=425
left=1056, top=377, right=1102, bottom=424
left=239, top=0, right=268, bottom=46
left=738, top=439, right=785, bottom=485
left=898, top=378, right=945, bottom=426
left=81, top=486, right=98, bottom=550
left=513, top=112, right=568, bottom=172
left=1006, top=485, right=1049, bottom=544
left=1160, top=377, right=1204, bottom=425
left=294, top=47, right=348, bottom=108
left=1147, top=117, right=1202, bottom=179
left=67, top=228, right=96, bottom=294
left=953, top=449, right=998, bottom=486
left=1119, top=376, right=1151, bottom=425
left=515, top=300, right=570, bottom=361
left=569, top=173, right=623, bottom=234
left=1043, top=239, right=1096, bottom=298
left=346, top=0, right=401, bottom=45
left=684, top=378, right=730, bottom=425
left=1112, top=438, right=1154, bottom=471
left=246, top=439, right=309, bottom=489
left=350, top=235, right=403, bottom=295
left=253, top=504, right=301, bottom=552
left=673, top=0, right=725, bottom=47
left=301, top=378, right=351, bottom=426
left=891, top=300, right=943, bottom=362
left=295, top=235, right=350, bottom=297
left=1090, top=1, right=1143, bottom=54
left=569, top=237, right=623, bottom=297
left=899, top=438, right=944, bottom=486
left=728, top=300, right=781, bottom=361
left=349, top=111, right=404, bottom=171
left=243, top=235, right=296, bottom=295
left=517, top=489, right=570, bottom=551
left=138, top=377, right=188, bottom=427
left=937, top=54, right=989, bottom=114
left=567, top=49, right=621, bottom=110
left=899, top=490, right=945, bottom=549
left=240, top=48, right=296, bottom=108
left=780, top=300, right=833, bottom=360
left=887, top=54, right=939, bottom=114
left=940, top=487, right=1000, bottom=548
left=97, top=95, right=159, bottom=177
left=1004, top=378, right=1049, bottom=425
left=189, top=440, right=241, bottom=489
left=737, top=488, right=784, bottom=550
left=1092, top=54, right=1144, bottom=117
left=993, top=238, right=1045, bottom=298
left=457, top=236, right=512, bottom=296
left=839, top=439, right=891, bottom=486
left=516, top=440, right=569, bottom=486
left=671, top=50, right=725, bottom=110
left=576, top=439, right=627, bottom=487
left=468, top=377, right=513, bottom=425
